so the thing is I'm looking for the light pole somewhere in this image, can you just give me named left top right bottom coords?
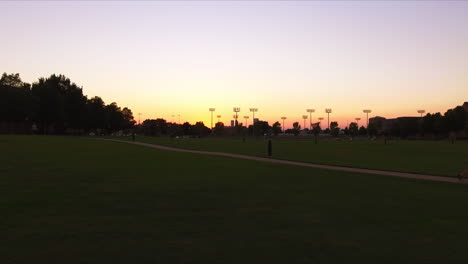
left=363, top=109, right=372, bottom=127
left=217, top=115, right=221, bottom=123
left=233, top=107, right=240, bottom=126
left=281, top=117, right=287, bottom=133
left=249, top=108, right=258, bottom=123
left=306, top=109, right=315, bottom=130
left=302, top=115, right=308, bottom=130
left=243, top=116, right=249, bottom=127
left=138, top=113, right=142, bottom=125
left=355, top=117, right=361, bottom=127
left=209, top=108, right=215, bottom=129
left=417, top=110, right=425, bottom=118
left=325, top=109, right=332, bottom=129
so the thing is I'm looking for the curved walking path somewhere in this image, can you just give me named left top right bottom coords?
left=101, top=138, right=465, bottom=184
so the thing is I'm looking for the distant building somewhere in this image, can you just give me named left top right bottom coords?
left=230, top=120, right=235, bottom=127
left=463, top=102, right=468, bottom=112
left=369, top=116, right=420, bottom=137
left=369, top=116, right=386, bottom=131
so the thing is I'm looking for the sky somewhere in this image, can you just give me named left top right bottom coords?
left=1, top=1, right=468, bottom=128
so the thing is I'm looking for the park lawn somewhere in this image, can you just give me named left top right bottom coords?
left=2, top=135, right=468, bottom=263
left=114, top=136, right=468, bottom=177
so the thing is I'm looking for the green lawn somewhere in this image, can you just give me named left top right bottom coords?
left=113, top=136, right=468, bottom=177
left=2, top=135, right=468, bottom=263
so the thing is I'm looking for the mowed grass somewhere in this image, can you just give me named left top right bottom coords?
left=2, top=136, right=468, bottom=263
left=116, top=136, right=468, bottom=177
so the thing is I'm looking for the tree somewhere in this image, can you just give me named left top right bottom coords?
left=312, top=122, right=321, bottom=136
left=343, top=126, right=349, bottom=136
left=292, top=122, right=301, bottom=136
left=31, top=75, right=68, bottom=132
left=349, top=122, right=359, bottom=138
left=167, top=123, right=183, bottom=137
left=312, top=122, right=321, bottom=143
left=182, top=122, right=192, bottom=135
left=272, top=121, right=282, bottom=136
left=192, top=121, right=210, bottom=137
left=104, top=102, right=124, bottom=132
left=121, top=107, right=136, bottom=130
left=1, top=73, right=134, bottom=134
left=213, top=122, right=224, bottom=136
left=445, top=106, right=466, bottom=132
left=141, top=118, right=167, bottom=136
left=85, top=96, right=106, bottom=132
left=330, top=121, right=339, bottom=137
left=358, top=126, right=367, bottom=136
left=253, top=120, right=270, bottom=136
left=0, top=73, right=33, bottom=122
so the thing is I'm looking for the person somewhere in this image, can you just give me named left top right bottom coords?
left=132, top=132, right=136, bottom=141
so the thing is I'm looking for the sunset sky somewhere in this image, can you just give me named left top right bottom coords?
left=2, top=1, right=468, bottom=128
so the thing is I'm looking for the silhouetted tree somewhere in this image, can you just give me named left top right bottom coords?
left=85, top=96, right=106, bottom=132
left=272, top=121, right=282, bottom=136
left=253, top=120, right=270, bottom=136
left=349, top=122, right=358, bottom=138
left=167, top=123, right=183, bottom=137
left=330, top=121, right=339, bottom=137
left=182, top=122, right=192, bottom=135
left=358, top=126, right=367, bottom=136
left=0, top=73, right=33, bottom=122
left=192, top=121, right=210, bottom=137
left=312, top=122, right=321, bottom=143
left=445, top=106, right=466, bottom=132
left=292, top=122, right=301, bottom=136
left=213, top=122, right=224, bottom=136
left=104, top=102, right=124, bottom=132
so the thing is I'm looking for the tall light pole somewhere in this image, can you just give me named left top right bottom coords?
left=302, top=115, right=308, bottom=130
left=306, top=109, right=315, bottom=130
left=243, top=116, right=249, bottom=127
left=417, top=109, right=425, bottom=118
left=249, top=108, right=258, bottom=123
left=363, top=109, right=372, bottom=127
left=209, top=108, right=216, bottom=129
left=325, top=108, right=332, bottom=129
left=217, top=115, right=221, bottom=123
left=233, top=107, right=240, bottom=126
left=138, top=113, right=142, bottom=125
left=355, top=117, right=361, bottom=127
left=281, top=117, right=287, bottom=133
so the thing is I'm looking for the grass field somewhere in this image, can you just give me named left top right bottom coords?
left=113, top=136, right=468, bottom=177
left=2, top=135, right=468, bottom=263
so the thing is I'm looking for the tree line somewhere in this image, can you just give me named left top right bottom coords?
left=2, top=72, right=466, bottom=139
left=0, top=73, right=135, bottom=134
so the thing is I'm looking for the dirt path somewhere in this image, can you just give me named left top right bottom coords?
left=101, top=138, right=465, bottom=184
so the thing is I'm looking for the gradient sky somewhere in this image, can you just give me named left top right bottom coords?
left=2, top=1, right=468, bottom=128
